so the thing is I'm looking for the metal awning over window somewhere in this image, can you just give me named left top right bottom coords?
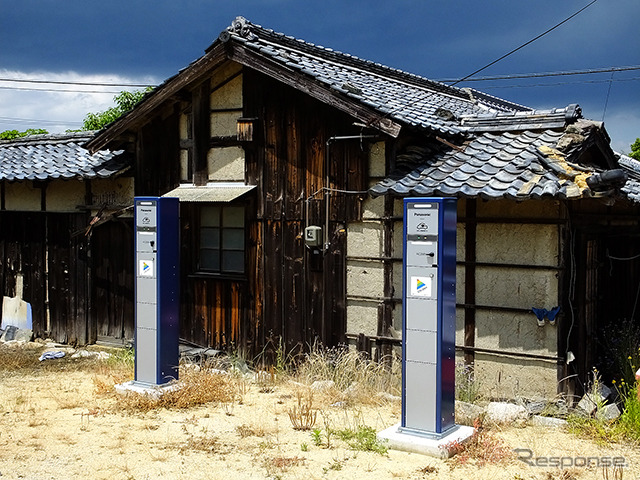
left=162, top=183, right=256, bottom=202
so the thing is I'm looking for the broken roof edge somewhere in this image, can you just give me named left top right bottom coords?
left=459, top=104, right=582, bottom=133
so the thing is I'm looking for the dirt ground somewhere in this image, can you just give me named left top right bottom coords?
left=0, top=342, right=638, bottom=480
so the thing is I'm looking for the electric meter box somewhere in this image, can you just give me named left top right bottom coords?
left=134, top=197, right=180, bottom=386
left=304, top=225, right=323, bottom=247
left=402, top=198, right=457, bottom=436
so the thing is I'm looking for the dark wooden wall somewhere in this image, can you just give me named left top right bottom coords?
left=147, top=69, right=372, bottom=355
left=244, top=70, right=369, bottom=355
left=0, top=212, right=47, bottom=337
left=0, top=210, right=134, bottom=345
left=91, top=219, right=134, bottom=343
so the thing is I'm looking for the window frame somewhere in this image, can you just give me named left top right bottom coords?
left=195, top=203, right=246, bottom=277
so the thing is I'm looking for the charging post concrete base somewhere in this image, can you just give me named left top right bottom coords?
left=378, top=198, right=473, bottom=457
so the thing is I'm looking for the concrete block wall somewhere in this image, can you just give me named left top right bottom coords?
left=346, top=142, right=396, bottom=340
left=469, top=200, right=561, bottom=399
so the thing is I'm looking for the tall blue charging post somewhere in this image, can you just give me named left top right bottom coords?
left=133, top=196, right=180, bottom=386
left=378, top=197, right=472, bottom=457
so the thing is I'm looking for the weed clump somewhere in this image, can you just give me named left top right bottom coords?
left=114, top=366, right=237, bottom=412
left=294, top=346, right=401, bottom=405
left=446, top=416, right=514, bottom=466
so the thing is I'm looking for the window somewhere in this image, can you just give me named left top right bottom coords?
left=199, top=205, right=245, bottom=274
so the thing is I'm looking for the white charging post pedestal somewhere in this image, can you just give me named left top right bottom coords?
left=116, top=197, right=180, bottom=396
left=378, top=198, right=473, bottom=458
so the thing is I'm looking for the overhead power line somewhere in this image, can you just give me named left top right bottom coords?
left=450, top=0, right=599, bottom=86
left=0, top=77, right=155, bottom=88
left=0, top=86, right=124, bottom=94
left=437, top=65, right=640, bottom=83
left=0, top=116, right=82, bottom=126
left=463, top=76, right=640, bottom=90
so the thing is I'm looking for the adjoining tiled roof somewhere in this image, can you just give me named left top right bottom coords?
left=0, top=132, right=129, bottom=181
left=370, top=125, right=612, bottom=201
left=618, top=154, right=640, bottom=202
left=219, top=17, right=536, bottom=136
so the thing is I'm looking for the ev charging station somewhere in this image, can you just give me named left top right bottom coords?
left=132, top=197, right=180, bottom=387
left=378, top=197, right=473, bottom=457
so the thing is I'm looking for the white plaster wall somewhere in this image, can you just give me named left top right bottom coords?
left=475, top=354, right=558, bottom=399
left=393, top=199, right=404, bottom=217
left=210, top=73, right=242, bottom=110
left=346, top=300, right=379, bottom=337
left=346, top=260, right=384, bottom=299
left=455, top=307, right=465, bottom=346
left=456, top=223, right=466, bottom=260
left=46, top=180, right=85, bottom=212
left=475, top=267, right=557, bottom=310
left=179, top=113, right=189, bottom=140
left=4, top=182, right=40, bottom=211
left=361, top=195, right=385, bottom=220
left=346, top=138, right=387, bottom=341
left=477, top=223, right=558, bottom=266
left=207, top=147, right=245, bottom=181
left=456, top=265, right=465, bottom=304
left=475, top=310, right=556, bottom=356
left=347, top=222, right=383, bottom=258
left=210, top=111, right=240, bottom=137
left=368, top=141, right=386, bottom=178
left=180, top=150, right=189, bottom=180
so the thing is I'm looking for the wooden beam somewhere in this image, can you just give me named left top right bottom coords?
left=227, top=45, right=402, bottom=138
left=86, top=43, right=229, bottom=153
left=464, top=199, right=476, bottom=366
left=192, top=81, right=210, bottom=186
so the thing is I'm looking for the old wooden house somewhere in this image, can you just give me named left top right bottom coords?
left=4, top=17, right=640, bottom=400
left=0, top=132, right=134, bottom=344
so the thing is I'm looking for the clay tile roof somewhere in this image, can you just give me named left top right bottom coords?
left=0, top=132, right=129, bottom=181
left=370, top=129, right=605, bottom=200
left=218, top=16, right=534, bottom=137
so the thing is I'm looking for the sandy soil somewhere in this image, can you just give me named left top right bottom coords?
left=0, top=343, right=638, bottom=480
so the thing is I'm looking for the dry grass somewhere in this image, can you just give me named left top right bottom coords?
left=287, top=388, right=317, bottom=430
left=114, top=368, right=238, bottom=412
left=446, top=417, right=515, bottom=467
left=293, top=346, right=401, bottom=405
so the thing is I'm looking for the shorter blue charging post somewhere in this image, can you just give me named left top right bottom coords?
left=401, top=197, right=456, bottom=436
left=133, top=197, right=180, bottom=386
left=378, top=197, right=473, bottom=456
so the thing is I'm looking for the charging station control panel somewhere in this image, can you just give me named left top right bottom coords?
left=402, top=198, right=456, bottom=436
left=135, top=197, right=179, bottom=386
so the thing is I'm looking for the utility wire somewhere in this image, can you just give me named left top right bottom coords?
left=450, top=0, right=599, bottom=86
left=475, top=76, right=640, bottom=90
left=436, top=65, right=640, bottom=83
left=0, top=77, right=155, bottom=88
left=0, top=116, right=82, bottom=126
left=2, top=64, right=635, bottom=91
left=0, top=86, right=124, bottom=94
